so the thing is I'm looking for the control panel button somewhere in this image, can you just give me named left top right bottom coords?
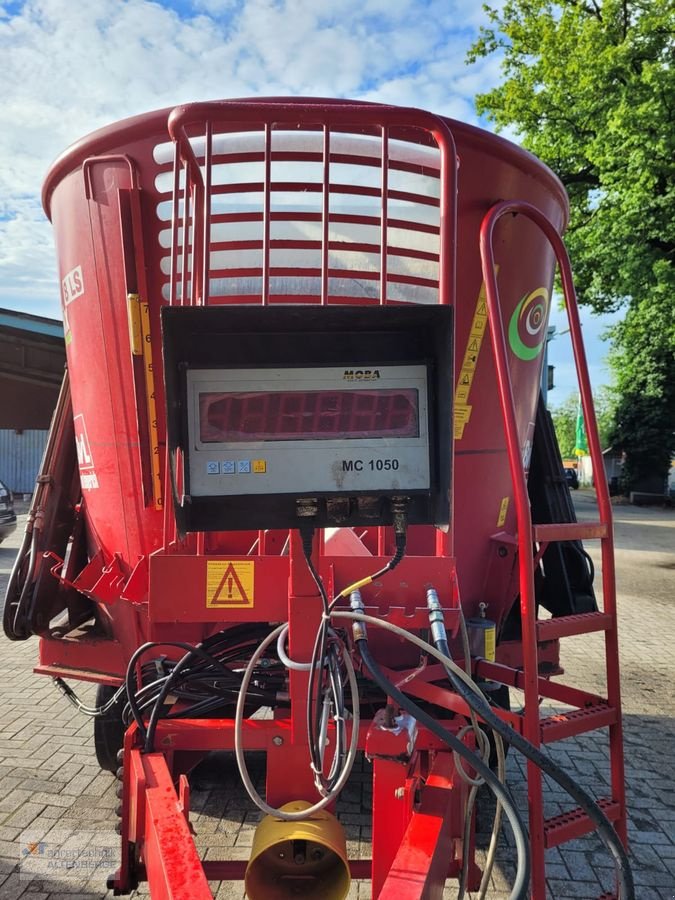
left=206, top=461, right=220, bottom=475
left=237, top=460, right=251, bottom=474
left=252, top=459, right=267, bottom=473
left=221, top=460, right=236, bottom=474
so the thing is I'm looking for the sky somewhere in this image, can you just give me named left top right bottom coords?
left=0, top=0, right=617, bottom=400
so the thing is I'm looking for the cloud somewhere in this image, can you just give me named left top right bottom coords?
left=0, top=0, right=506, bottom=320
left=1, top=0, right=621, bottom=391
left=0, top=200, right=58, bottom=314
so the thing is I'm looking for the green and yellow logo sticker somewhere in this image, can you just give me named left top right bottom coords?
left=508, top=286, right=550, bottom=361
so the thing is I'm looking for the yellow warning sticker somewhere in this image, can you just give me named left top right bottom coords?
left=206, top=561, right=254, bottom=608
left=497, top=496, right=510, bottom=527
left=453, top=269, right=498, bottom=441
left=453, top=404, right=472, bottom=439
left=484, top=626, right=496, bottom=662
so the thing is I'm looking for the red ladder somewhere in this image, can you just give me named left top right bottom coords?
left=478, top=200, right=627, bottom=900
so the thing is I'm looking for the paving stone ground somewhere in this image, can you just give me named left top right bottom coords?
left=0, top=493, right=673, bottom=899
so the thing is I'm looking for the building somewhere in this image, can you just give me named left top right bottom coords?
left=0, top=308, right=65, bottom=493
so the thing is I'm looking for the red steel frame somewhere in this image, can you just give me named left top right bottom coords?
left=479, top=200, right=627, bottom=900
left=112, top=543, right=477, bottom=899
left=165, top=100, right=457, bottom=312
left=108, top=101, right=480, bottom=900
left=115, top=723, right=472, bottom=899
left=38, top=101, right=627, bottom=899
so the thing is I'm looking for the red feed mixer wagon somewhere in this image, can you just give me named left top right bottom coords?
left=4, top=99, right=632, bottom=899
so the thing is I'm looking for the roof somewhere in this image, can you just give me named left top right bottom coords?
left=0, top=307, right=65, bottom=429
left=0, top=307, right=64, bottom=340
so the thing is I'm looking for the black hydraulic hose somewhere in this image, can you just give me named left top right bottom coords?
left=126, top=641, right=200, bottom=742
left=355, top=637, right=531, bottom=900
left=435, top=636, right=634, bottom=900
left=580, top=545, right=595, bottom=583
left=144, top=643, right=247, bottom=753
left=126, top=641, right=237, bottom=749
left=301, top=528, right=346, bottom=785
left=300, top=520, right=407, bottom=787
left=124, top=626, right=279, bottom=730
left=3, top=526, right=35, bottom=640
left=327, top=535, right=406, bottom=614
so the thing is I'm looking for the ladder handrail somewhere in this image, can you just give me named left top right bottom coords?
left=479, top=199, right=618, bottom=625
left=479, top=199, right=628, bottom=898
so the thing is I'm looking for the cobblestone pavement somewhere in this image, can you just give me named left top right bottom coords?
left=0, top=493, right=673, bottom=899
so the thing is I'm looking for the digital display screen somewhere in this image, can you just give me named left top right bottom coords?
left=199, top=388, right=420, bottom=443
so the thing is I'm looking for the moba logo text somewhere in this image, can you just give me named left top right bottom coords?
left=343, top=369, right=381, bottom=381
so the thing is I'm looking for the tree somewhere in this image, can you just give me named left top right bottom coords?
left=550, top=388, right=615, bottom=460
left=608, top=298, right=675, bottom=492
left=468, top=0, right=675, bottom=494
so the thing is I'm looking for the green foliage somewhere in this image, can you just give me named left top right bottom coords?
left=550, top=388, right=615, bottom=459
left=610, top=394, right=672, bottom=493
left=608, top=295, right=675, bottom=492
left=550, top=395, right=580, bottom=459
left=469, top=0, right=675, bottom=492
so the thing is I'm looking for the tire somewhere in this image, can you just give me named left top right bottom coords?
left=94, top=684, right=126, bottom=773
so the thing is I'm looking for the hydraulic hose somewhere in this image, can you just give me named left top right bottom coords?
left=4, top=526, right=37, bottom=640
left=234, top=622, right=361, bottom=821
left=434, top=632, right=634, bottom=899
left=301, top=523, right=405, bottom=793
left=355, top=637, right=530, bottom=900
left=54, top=677, right=126, bottom=716
left=125, top=640, right=233, bottom=746
left=144, top=641, right=249, bottom=753
left=335, top=608, right=634, bottom=900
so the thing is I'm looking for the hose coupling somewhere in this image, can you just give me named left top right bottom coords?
left=426, top=587, right=448, bottom=647
left=391, top=496, right=409, bottom=549
left=349, top=590, right=367, bottom=642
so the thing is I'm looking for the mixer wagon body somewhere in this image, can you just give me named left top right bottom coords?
left=4, top=99, right=629, bottom=900
left=41, top=100, right=563, bottom=657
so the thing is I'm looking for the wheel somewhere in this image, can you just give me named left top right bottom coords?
left=94, top=684, right=126, bottom=773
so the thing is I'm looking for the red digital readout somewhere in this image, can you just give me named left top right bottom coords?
left=199, top=388, right=419, bottom=443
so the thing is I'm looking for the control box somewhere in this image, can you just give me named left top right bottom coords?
left=162, top=305, right=452, bottom=532
left=187, top=363, right=430, bottom=497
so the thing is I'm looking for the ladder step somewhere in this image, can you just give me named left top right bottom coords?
left=544, top=797, right=621, bottom=848
left=540, top=702, right=617, bottom=742
left=533, top=522, right=608, bottom=541
left=537, top=612, right=612, bottom=641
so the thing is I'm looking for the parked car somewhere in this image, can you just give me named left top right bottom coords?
left=0, top=480, right=17, bottom=543
left=564, top=467, right=579, bottom=490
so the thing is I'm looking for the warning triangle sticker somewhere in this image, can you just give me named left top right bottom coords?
left=209, top=563, right=250, bottom=606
